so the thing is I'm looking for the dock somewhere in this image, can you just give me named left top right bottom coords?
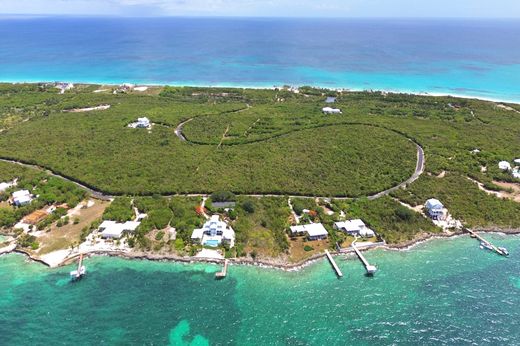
left=70, top=253, right=86, bottom=281
left=215, top=259, right=229, bottom=279
left=352, top=242, right=377, bottom=275
left=325, top=250, right=343, bottom=277
left=465, top=228, right=509, bottom=256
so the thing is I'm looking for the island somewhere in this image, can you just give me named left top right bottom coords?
left=0, top=82, right=519, bottom=269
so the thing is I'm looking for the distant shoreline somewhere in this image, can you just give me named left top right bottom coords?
left=2, top=80, right=520, bottom=105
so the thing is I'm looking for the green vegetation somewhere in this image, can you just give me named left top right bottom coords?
left=0, top=85, right=419, bottom=197
left=1, top=84, right=520, bottom=252
left=102, top=197, right=133, bottom=222
left=230, top=197, right=290, bottom=257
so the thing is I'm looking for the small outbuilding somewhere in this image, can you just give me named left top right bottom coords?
left=499, top=161, right=512, bottom=171
left=322, top=107, right=342, bottom=114
left=0, top=182, right=9, bottom=192
left=136, top=117, right=150, bottom=128
left=425, top=198, right=446, bottom=220
left=212, top=201, right=236, bottom=209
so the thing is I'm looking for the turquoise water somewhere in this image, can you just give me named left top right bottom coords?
left=204, top=240, right=220, bottom=247
left=1, top=234, right=519, bottom=345
left=1, top=18, right=520, bottom=102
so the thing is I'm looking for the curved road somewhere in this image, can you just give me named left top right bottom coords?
left=0, top=140, right=424, bottom=201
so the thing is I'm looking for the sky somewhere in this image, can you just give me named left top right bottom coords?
left=1, top=0, right=520, bottom=18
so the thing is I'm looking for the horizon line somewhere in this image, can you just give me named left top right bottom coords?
left=2, top=13, right=520, bottom=20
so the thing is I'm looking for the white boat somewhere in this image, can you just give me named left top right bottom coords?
left=498, top=247, right=509, bottom=256
left=480, top=241, right=493, bottom=251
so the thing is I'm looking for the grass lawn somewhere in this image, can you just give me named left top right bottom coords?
left=288, top=236, right=330, bottom=263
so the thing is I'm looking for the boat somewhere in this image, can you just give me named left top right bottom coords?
left=480, top=241, right=493, bottom=251
left=498, top=247, right=509, bottom=256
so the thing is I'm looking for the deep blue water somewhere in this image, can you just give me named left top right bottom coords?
left=1, top=17, right=520, bottom=101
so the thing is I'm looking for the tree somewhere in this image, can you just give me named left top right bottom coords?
left=242, top=200, right=255, bottom=214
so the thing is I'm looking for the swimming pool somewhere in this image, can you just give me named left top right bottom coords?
left=204, top=239, right=220, bottom=247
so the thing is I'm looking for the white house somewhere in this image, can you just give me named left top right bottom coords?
left=334, top=219, right=375, bottom=238
left=499, top=161, right=512, bottom=171
left=11, top=190, right=33, bottom=207
left=191, top=215, right=235, bottom=248
left=425, top=199, right=446, bottom=220
left=128, top=117, right=151, bottom=129
left=0, top=181, right=15, bottom=193
left=99, top=220, right=140, bottom=239
left=136, top=117, right=150, bottom=128
left=322, top=107, right=342, bottom=114
left=289, top=223, right=328, bottom=240
left=56, top=82, right=74, bottom=94
left=325, top=96, right=336, bottom=103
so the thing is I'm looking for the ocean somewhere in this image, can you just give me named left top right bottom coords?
left=1, top=234, right=519, bottom=345
left=1, top=17, right=520, bottom=102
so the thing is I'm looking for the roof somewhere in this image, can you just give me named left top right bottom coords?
left=12, top=190, right=30, bottom=199
left=499, top=161, right=512, bottom=169
left=0, top=182, right=12, bottom=192
left=99, top=220, right=141, bottom=237
left=322, top=107, right=342, bottom=113
left=291, top=223, right=328, bottom=237
left=191, top=228, right=204, bottom=239
left=325, top=96, right=336, bottom=103
left=222, top=227, right=235, bottom=239
left=212, top=201, right=236, bottom=209
left=290, top=225, right=306, bottom=234
left=335, top=219, right=366, bottom=232
left=123, top=221, right=140, bottom=231
left=305, top=223, right=328, bottom=237
left=425, top=198, right=444, bottom=210
left=359, top=228, right=375, bottom=237
left=99, top=220, right=117, bottom=229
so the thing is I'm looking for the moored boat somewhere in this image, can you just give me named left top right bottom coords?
left=497, top=247, right=509, bottom=256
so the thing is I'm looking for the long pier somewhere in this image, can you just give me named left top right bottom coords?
left=325, top=250, right=343, bottom=277
left=464, top=228, right=509, bottom=256
left=215, top=259, right=229, bottom=279
left=352, top=243, right=377, bottom=275
left=70, top=253, right=86, bottom=280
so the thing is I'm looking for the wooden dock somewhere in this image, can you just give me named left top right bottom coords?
left=352, top=243, right=377, bottom=275
left=464, top=228, right=509, bottom=256
left=325, top=250, right=343, bottom=277
left=215, top=259, right=229, bottom=279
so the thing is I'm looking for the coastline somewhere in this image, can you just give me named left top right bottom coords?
left=4, top=228, right=519, bottom=273
left=2, top=80, right=520, bottom=105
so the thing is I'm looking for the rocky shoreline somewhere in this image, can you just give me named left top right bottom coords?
left=4, top=228, right=519, bottom=272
